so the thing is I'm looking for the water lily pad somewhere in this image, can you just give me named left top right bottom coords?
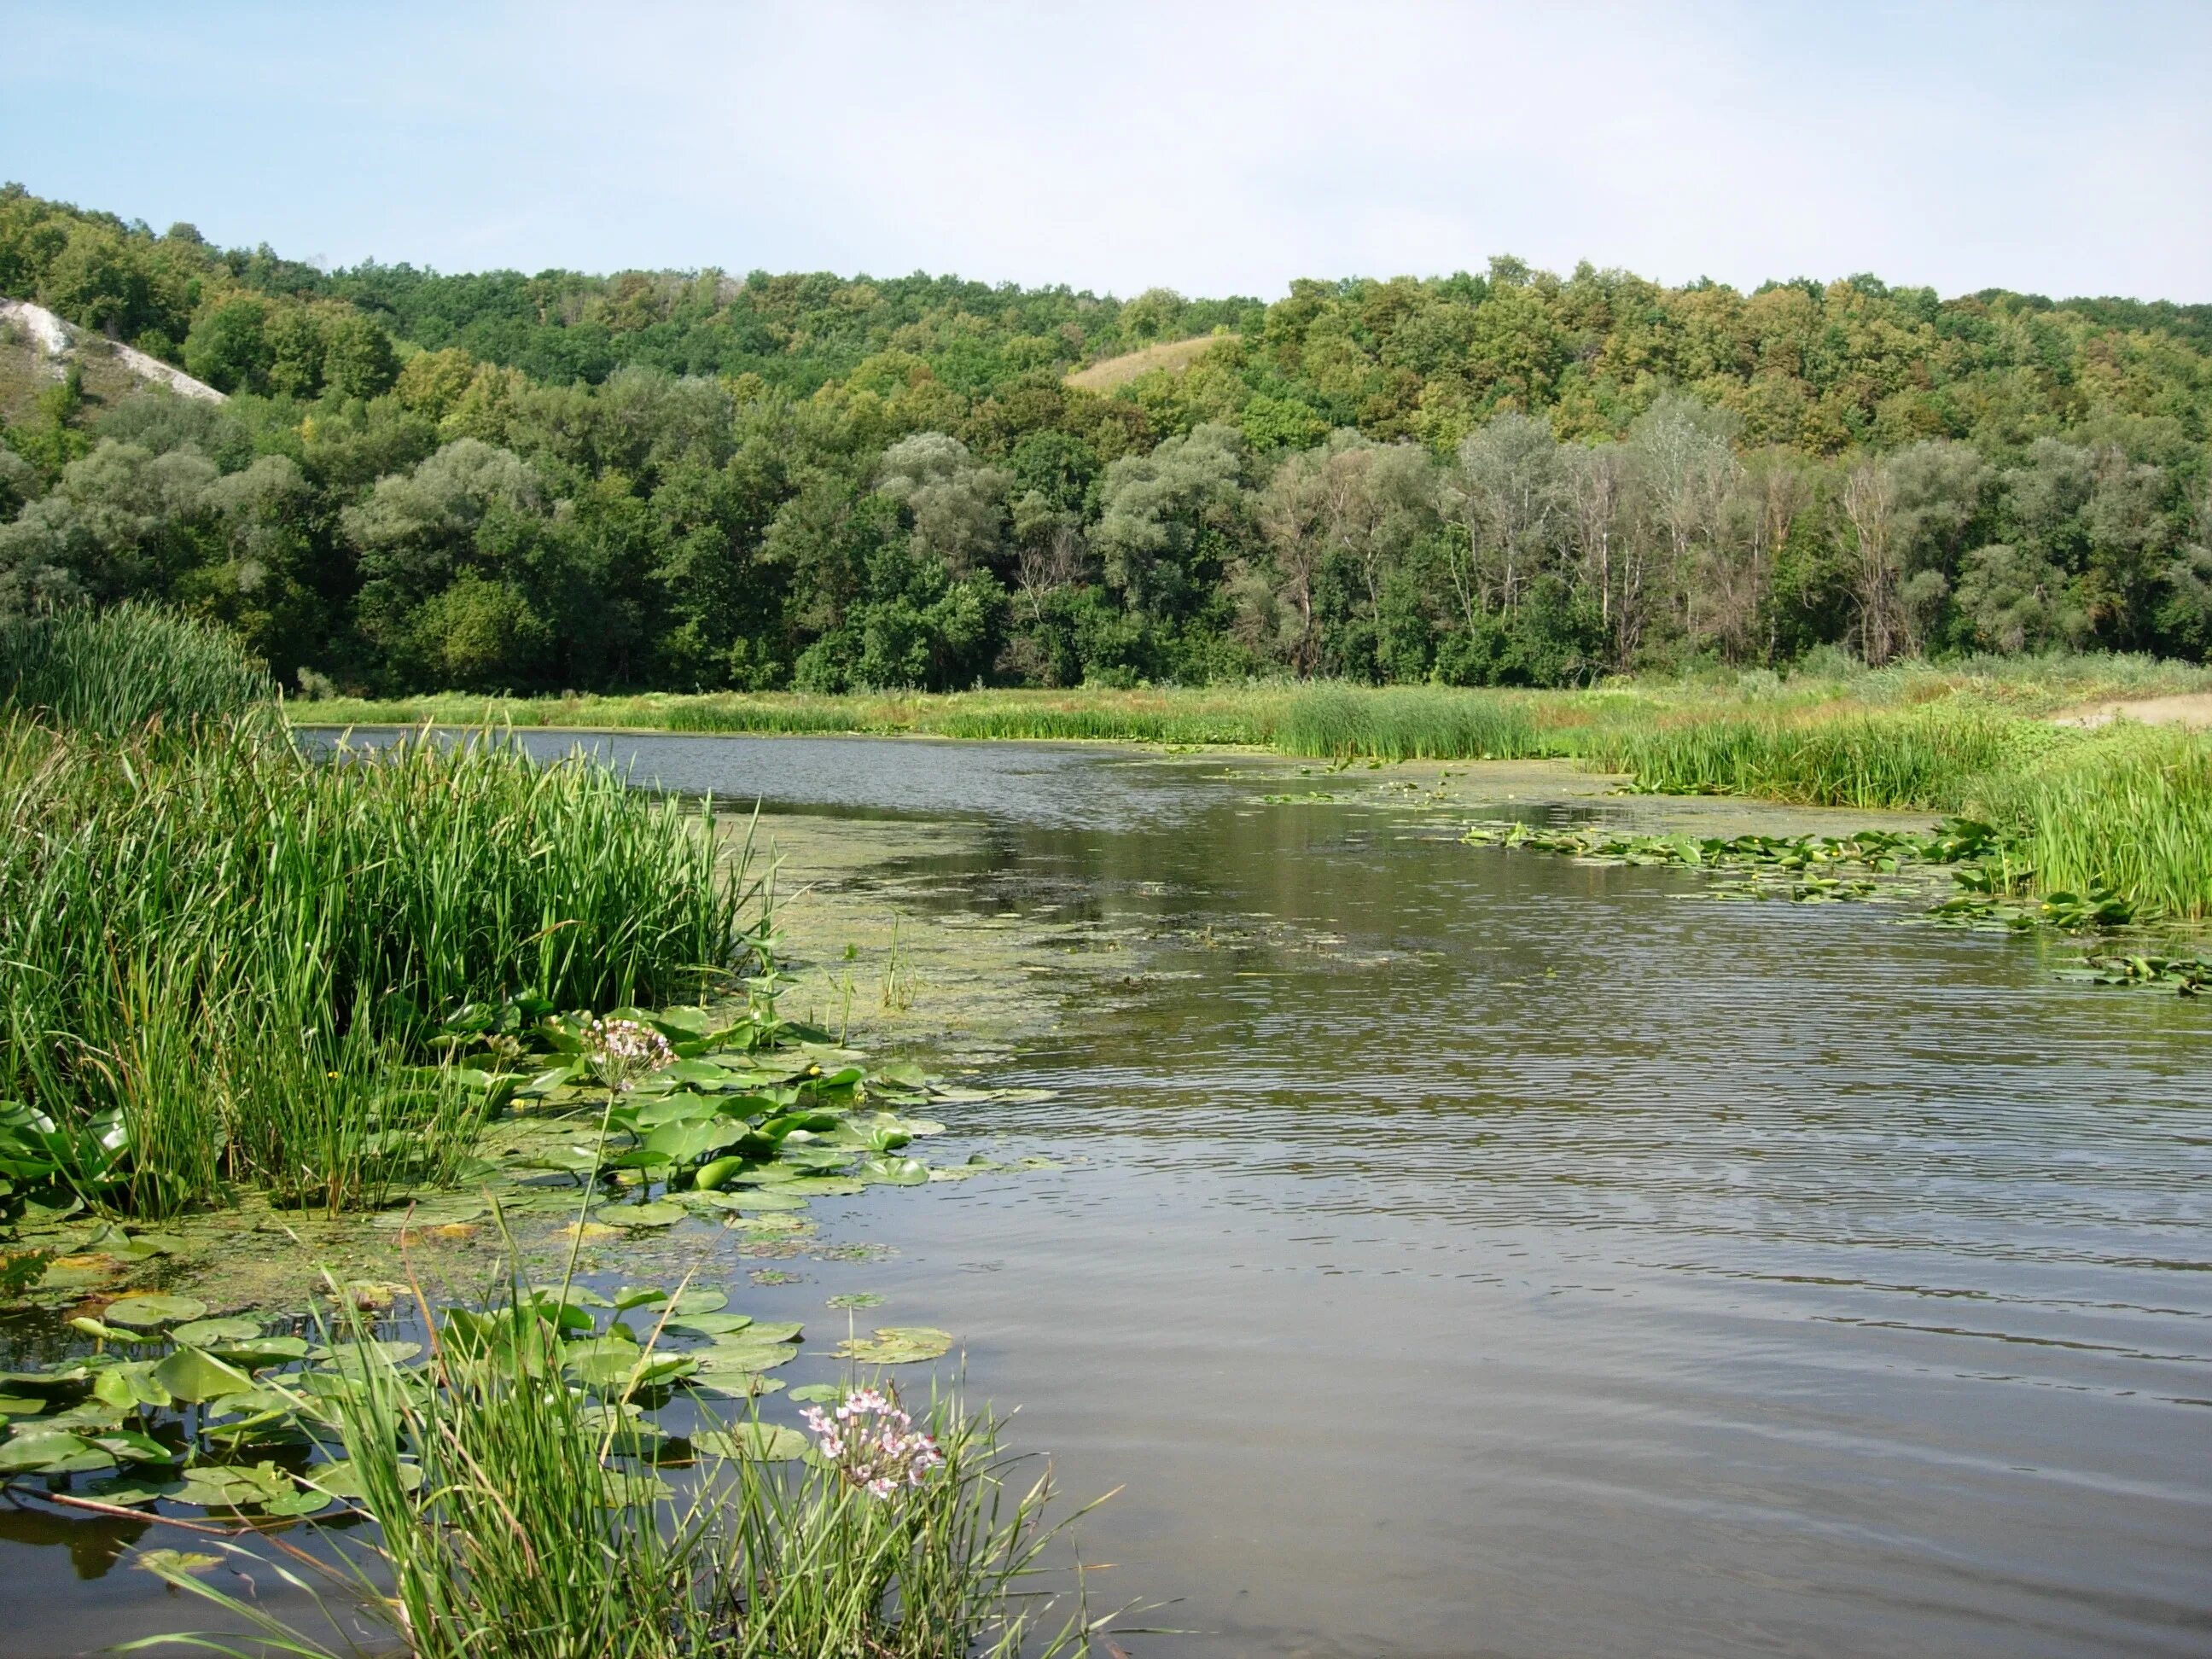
left=307, top=1458, right=424, bottom=1499
left=567, top=1348, right=696, bottom=1393
left=824, top=1293, right=885, bottom=1310
left=170, top=1318, right=262, bottom=1346
left=664, top=1313, right=754, bottom=1337
left=169, top=1461, right=294, bottom=1511
left=833, top=1327, right=953, bottom=1365
left=92, top=1362, right=171, bottom=1411
left=787, top=1382, right=847, bottom=1404
left=0, top=1431, right=114, bottom=1474
left=84, top=1476, right=172, bottom=1506
left=690, top=1342, right=799, bottom=1377
left=209, top=1336, right=312, bottom=1368
left=135, top=1549, right=224, bottom=1577
left=595, top=1202, right=690, bottom=1229
left=695, top=1422, right=809, bottom=1462
left=667, top=1288, right=729, bottom=1316
left=735, top=1321, right=801, bottom=1344
left=0, top=1395, right=44, bottom=1416
left=102, top=1294, right=208, bottom=1329
left=93, top=1427, right=178, bottom=1465
left=720, top=1187, right=809, bottom=1211
left=151, top=1348, right=256, bottom=1403
left=854, top=1156, right=928, bottom=1187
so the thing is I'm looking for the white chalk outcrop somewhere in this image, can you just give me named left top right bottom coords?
left=0, top=297, right=226, bottom=403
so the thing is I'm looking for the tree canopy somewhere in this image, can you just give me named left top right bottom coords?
left=4, top=183, right=2209, bottom=692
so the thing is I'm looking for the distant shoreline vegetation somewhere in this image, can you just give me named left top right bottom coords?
left=302, top=667, right=2212, bottom=928
left=2, top=183, right=2209, bottom=703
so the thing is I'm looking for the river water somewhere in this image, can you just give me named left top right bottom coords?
left=13, top=733, right=2212, bottom=1656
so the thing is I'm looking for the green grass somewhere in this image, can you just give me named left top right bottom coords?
left=1992, top=727, right=2212, bottom=922
left=1573, top=708, right=2065, bottom=810
left=1276, top=686, right=1540, bottom=761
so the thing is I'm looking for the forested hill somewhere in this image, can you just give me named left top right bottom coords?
left=3, top=180, right=2209, bottom=696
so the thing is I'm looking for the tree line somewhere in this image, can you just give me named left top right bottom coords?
left=2, top=183, right=2208, bottom=692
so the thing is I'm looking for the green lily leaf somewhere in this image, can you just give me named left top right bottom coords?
left=0, top=1431, right=114, bottom=1474
left=102, top=1294, right=208, bottom=1329
left=695, top=1422, right=809, bottom=1462
left=150, top=1348, right=256, bottom=1404
left=832, top=1326, right=953, bottom=1365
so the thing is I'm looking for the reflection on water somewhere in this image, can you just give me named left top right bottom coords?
left=20, top=735, right=2212, bottom=1658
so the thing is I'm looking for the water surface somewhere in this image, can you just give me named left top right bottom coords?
left=17, top=734, right=2211, bottom=1657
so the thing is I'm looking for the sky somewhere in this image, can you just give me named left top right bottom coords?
left=3, top=0, right=2207, bottom=305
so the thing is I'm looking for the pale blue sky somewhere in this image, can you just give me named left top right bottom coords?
left=3, top=1, right=2205, bottom=302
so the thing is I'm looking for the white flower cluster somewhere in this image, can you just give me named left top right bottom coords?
left=800, top=1386, right=945, bottom=1500
left=581, top=1016, right=675, bottom=1091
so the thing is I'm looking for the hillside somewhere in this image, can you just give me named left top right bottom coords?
left=1, top=180, right=2209, bottom=700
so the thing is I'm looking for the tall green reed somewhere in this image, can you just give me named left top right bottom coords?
left=0, top=602, right=276, bottom=739
left=1278, top=686, right=1540, bottom=761
left=1982, top=727, right=2212, bottom=921
left=0, top=608, right=757, bottom=1217
left=1577, top=707, right=2047, bottom=810
left=0, top=724, right=752, bottom=1216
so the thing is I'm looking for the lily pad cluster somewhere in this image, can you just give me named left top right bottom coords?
left=416, top=994, right=1045, bottom=1235
left=1460, top=817, right=1998, bottom=903
left=0, top=1270, right=959, bottom=1515
left=2057, top=951, right=2212, bottom=995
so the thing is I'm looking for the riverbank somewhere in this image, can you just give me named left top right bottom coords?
left=306, top=663, right=2212, bottom=924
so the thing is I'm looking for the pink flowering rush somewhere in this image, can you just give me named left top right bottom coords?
left=800, top=1385, right=946, bottom=1499
left=581, top=1016, right=675, bottom=1092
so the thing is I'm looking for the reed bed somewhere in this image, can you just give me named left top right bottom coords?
left=1573, top=709, right=2061, bottom=810
left=0, top=602, right=276, bottom=739
left=1275, top=686, right=1541, bottom=761
left=0, top=609, right=750, bottom=1218
left=1991, top=728, right=2212, bottom=922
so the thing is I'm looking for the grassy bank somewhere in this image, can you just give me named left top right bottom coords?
left=0, top=607, right=749, bottom=1220
left=300, top=652, right=2212, bottom=749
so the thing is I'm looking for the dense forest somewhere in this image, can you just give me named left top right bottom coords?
left=3, top=181, right=2209, bottom=693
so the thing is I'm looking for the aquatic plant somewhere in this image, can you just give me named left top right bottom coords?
left=581, top=1016, right=680, bottom=1092
left=1278, top=686, right=1540, bottom=761
left=801, top=1384, right=946, bottom=1499
left=0, top=1254, right=1105, bottom=1659
left=1988, top=726, right=2212, bottom=922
